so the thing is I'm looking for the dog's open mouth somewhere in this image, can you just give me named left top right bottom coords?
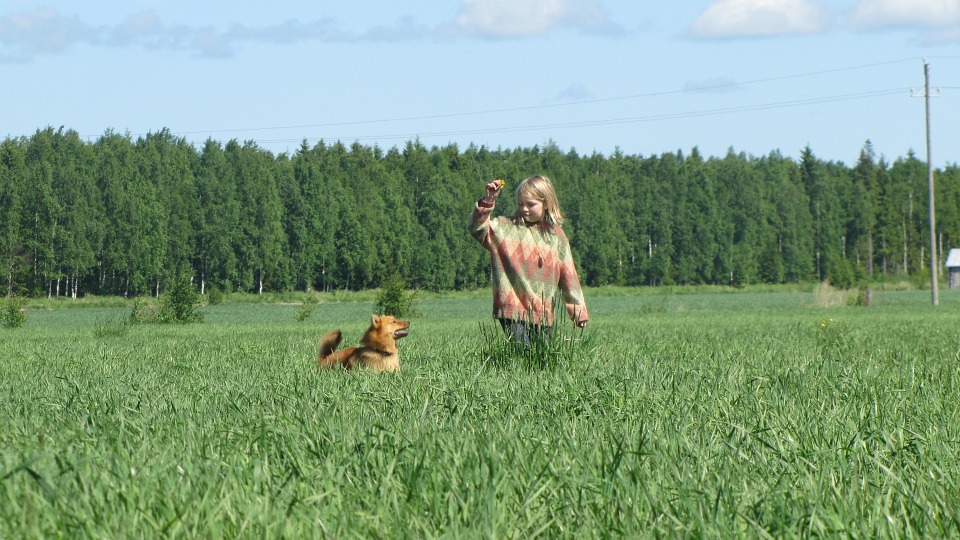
left=394, top=329, right=409, bottom=338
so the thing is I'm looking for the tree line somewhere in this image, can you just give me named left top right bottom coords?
left=2, top=126, right=959, bottom=298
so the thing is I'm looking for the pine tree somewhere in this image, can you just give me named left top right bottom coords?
left=850, top=141, right=880, bottom=278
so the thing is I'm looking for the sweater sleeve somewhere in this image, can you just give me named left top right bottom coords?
left=468, top=198, right=496, bottom=250
left=557, top=229, right=589, bottom=323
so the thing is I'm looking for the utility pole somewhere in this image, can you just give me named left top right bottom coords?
left=915, top=59, right=940, bottom=305
left=925, top=61, right=939, bottom=306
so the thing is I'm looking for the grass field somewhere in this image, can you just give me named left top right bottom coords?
left=2, top=288, right=960, bottom=538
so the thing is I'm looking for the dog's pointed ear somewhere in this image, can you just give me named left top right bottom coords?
left=371, top=314, right=380, bottom=327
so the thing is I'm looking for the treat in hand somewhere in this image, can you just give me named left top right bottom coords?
left=483, top=179, right=505, bottom=203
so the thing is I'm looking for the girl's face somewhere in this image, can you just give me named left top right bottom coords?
left=517, top=192, right=545, bottom=225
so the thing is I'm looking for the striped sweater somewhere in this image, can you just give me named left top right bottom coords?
left=469, top=200, right=589, bottom=326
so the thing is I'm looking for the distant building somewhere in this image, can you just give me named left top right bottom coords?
left=946, top=249, right=960, bottom=289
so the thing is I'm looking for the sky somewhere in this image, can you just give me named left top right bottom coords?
left=1, top=0, right=960, bottom=167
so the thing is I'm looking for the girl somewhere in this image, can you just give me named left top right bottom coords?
left=468, top=175, right=588, bottom=345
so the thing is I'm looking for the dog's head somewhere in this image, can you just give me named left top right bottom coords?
left=361, top=314, right=410, bottom=353
left=374, top=314, right=410, bottom=339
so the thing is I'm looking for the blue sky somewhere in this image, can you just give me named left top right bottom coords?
left=2, top=0, right=959, bottom=166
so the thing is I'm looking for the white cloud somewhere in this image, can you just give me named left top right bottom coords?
left=0, top=8, right=98, bottom=59
left=554, top=83, right=592, bottom=101
left=1, top=2, right=622, bottom=62
left=363, top=16, right=431, bottom=42
left=688, top=0, right=831, bottom=38
left=0, top=8, right=412, bottom=61
left=849, top=0, right=960, bottom=29
left=924, top=25, right=960, bottom=43
left=452, top=0, right=621, bottom=38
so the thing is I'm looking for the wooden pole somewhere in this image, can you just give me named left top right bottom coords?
left=924, top=60, right=939, bottom=306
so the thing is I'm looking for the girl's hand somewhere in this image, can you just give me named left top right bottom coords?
left=485, top=179, right=504, bottom=200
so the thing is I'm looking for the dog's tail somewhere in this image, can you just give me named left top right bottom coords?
left=317, top=329, right=343, bottom=367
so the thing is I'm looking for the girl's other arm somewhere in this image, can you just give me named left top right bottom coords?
left=557, top=231, right=589, bottom=326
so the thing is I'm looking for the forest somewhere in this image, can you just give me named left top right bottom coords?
left=1, top=126, right=959, bottom=298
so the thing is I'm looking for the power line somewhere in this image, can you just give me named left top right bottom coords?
left=248, top=87, right=909, bottom=146
left=86, top=57, right=940, bottom=153
left=163, top=58, right=923, bottom=138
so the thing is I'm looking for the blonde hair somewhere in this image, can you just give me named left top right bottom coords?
left=512, top=175, right=564, bottom=227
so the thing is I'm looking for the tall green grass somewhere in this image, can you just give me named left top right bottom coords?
left=2, top=289, right=960, bottom=537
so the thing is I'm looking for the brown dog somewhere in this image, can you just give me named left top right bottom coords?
left=317, top=314, right=410, bottom=373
